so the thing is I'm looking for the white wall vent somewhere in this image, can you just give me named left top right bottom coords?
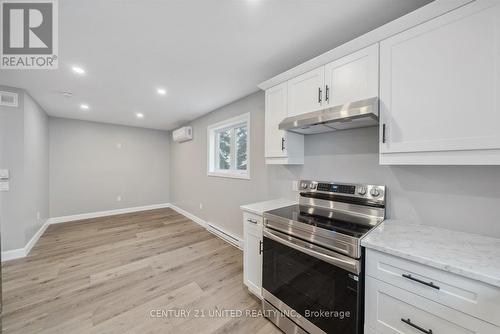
left=172, top=126, right=193, bottom=143
left=0, top=91, right=19, bottom=107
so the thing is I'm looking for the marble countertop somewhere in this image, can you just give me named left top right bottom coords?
left=240, top=198, right=297, bottom=215
left=362, top=220, right=500, bottom=288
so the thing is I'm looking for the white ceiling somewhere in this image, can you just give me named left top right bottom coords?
left=0, top=0, right=432, bottom=130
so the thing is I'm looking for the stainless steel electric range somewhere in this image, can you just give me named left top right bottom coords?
left=262, top=180, right=386, bottom=334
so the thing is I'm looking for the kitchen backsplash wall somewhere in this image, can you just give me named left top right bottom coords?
left=268, top=127, right=500, bottom=237
left=171, top=91, right=500, bottom=239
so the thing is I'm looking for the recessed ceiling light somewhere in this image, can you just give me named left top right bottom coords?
left=72, top=66, right=85, bottom=75
left=80, top=104, right=89, bottom=110
left=156, top=88, right=166, bottom=95
left=136, top=112, right=144, bottom=119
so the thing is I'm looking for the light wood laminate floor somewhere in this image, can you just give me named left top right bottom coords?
left=1, top=208, right=281, bottom=334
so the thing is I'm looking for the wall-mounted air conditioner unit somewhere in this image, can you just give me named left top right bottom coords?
left=172, top=126, right=193, bottom=143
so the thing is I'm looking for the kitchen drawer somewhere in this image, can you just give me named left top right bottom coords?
left=243, top=211, right=263, bottom=226
left=365, top=276, right=500, bottom=334
left=366, top=249, right=500, bottom=326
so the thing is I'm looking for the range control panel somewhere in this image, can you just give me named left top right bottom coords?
left=317, top=183, right=356, bottom=194
left=299, top=180, right=385, bottom=203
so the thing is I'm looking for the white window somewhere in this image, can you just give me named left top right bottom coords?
left=207, top=113, right=250, bottom=179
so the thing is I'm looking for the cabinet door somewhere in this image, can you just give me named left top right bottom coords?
left=287, top=67, right=325, bottom=117
left=366, top=249, right=500, bottom=327
left=325, top=44, right=379, bottom=107
left=365, top=276, right=500, bottom=334
left=265, top=83, right=288, bottom=158
left=380, top=3, right=500, bottom=156
left=243, top=220, right=262, bottom=298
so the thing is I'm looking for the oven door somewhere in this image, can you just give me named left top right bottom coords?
left=263, top=227, right=362, bottom=334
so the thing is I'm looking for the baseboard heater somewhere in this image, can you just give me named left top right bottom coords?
left=206, top=223, right=242, bottom=250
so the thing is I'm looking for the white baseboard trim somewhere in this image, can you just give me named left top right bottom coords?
left=2, top=247, right=26, bottom=261
left=2, top=203, right=171, bottom=262
left=168, top=204, right=207, bottom=228
left=2, top=219, right=49, bottom=261
left=25, top=220, right=50, bottom=255
left=2, top=203, right=243, bottom=261
left=47, top=203, right=171, bottom=224
left=168, top=204, right=243, bottom=250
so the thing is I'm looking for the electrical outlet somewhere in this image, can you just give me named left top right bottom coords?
left=199, top=203, right=203, bottom=210
left=292, top=181, right=299, bottom=192
left=37, top=211, right=41, bottom=220
left=116, top=195, right=122, bottom=202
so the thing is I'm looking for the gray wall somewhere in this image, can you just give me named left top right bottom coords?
left=269, top=128, right=500, bottom=237
left=4, top=87, right=500, bottom=252
left=49, top=118, right=170, bottom=217
left=23, top=93, right=50, bottom=244
left=170, top=93, right=270, bottom=238
left=171, top=91, right=500, bottom=239
left=0, top=86, right=49, bottom=251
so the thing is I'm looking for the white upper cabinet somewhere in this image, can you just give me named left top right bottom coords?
left=286, top=44, right=379, bottom=120
left=265, top=83, right=288, bottom=159
left=324, top=44, right=379, bottom=107
left=287, top=67, right=325, bottom=117
left=380, top=2, right=500, bottom=165
left=264, top=45, right=378, bottom=164
left=265, top=82, right=304, bottom=164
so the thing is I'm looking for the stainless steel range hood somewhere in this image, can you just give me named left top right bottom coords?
left=279, top=97, right=379, bottom=134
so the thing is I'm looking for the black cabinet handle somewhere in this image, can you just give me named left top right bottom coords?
left=318, top=87, right=322, bottom=103
left=402, top=274, right=440, bottom=290
left=281, top=137, right=285, bottom=151
left=401, top=318, right=433, bottom=334
left=259, top=241, right=263, bottom=255
left=246, top=219, right=258, bottom=224
left=325, top=85, right=329, bottom=103
left=382, top=123, right=386, bottom=143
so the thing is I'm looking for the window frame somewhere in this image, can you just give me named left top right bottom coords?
left=207, top=113, right=250, bottom=180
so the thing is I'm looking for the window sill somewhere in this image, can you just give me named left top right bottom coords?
left=207, top=171, right=250, bottom=180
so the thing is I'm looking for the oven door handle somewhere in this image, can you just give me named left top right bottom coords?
left=263, top=228, right=360, bottom=274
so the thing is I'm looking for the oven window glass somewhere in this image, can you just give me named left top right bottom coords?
left=263, top=236, right=360, bottom=334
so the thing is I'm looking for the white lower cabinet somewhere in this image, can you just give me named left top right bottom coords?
left=366, top=250, right=500, bottom=326
left=243, top=211, right=263, bottom=298
left=365, top=277, right=499, bottom=334
left=364, top=249, right=500, bottom=334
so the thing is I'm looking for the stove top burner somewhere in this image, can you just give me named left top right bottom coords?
left=266, top=205, right=372, bottom=238
left=263, top=180, right=386, bottom=259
